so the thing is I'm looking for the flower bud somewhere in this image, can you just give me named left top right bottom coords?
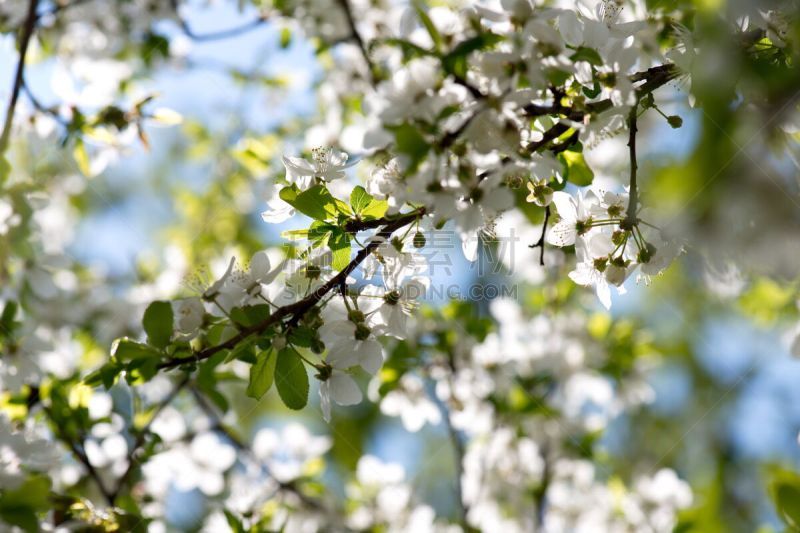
left=413, top=232, right=426, bottom=248
left=667, top=115, right=683, bottom=129
left=354, top=323, right=371, bottom=341
left=348, top=310, right=366, bottom=323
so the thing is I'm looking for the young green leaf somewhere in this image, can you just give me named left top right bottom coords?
left=350, top=185, right=388, bottom=219
left=113, top=338, right=162, bottom=361
left=142, top=301, right=173, bottom=349
left=350, top=186, right=373, bottom=214
left=559, top=149, right=595, bottom=186
left=412, top=0, right=443, bottom=51
left=280, top=184, right=350, bottom=221
left=246, top=349, right=277, bottom=400
left=329, top=229, right=352, bottom=271
left=274, top=348, right=309, bottom=410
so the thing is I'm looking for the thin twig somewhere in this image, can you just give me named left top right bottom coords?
left=528, top=205, right=550, bottom=266
left=626, top=99, right=640, bottom=223
left=439, top=352, right=469, bottom=528
left=167, top=0, right=268, bottom=42
left=0, top=0, right=40, bottom=157
left=179, top=15, right=267, bottom=42
left=109, top=374, right=190, bottom=502
left=41, top=403, right=115, bottom=505
left=336, top=0, right=377, bottom=85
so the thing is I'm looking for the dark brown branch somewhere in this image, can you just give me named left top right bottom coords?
left=528, top=205, right=550, bottom=266
left=626, top=100, right=640, bottom=223
left=522, top=63, right=680, bottom=121
left=0, top=0, right=39, bottom=157
left=344, top=208, right=424, bottom=232
left=159, top=208, right=425, bottom=370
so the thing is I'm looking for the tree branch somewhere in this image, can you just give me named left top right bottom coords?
left=159, top=208, right=425, bottom=370
left=0, top=0, right=39, bottom=157
left=167, top=0, right=268, bottom=42
left=109, top=374, right=190, bottom=502
left=438, top=351, right=469, bottom=529
left=626, top=99, right=640, bottom=223
left=41, top=403, right=115, bottom=506
left=528, top=205, right=550, bottom=266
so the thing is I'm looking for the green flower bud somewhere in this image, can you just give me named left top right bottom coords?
left=354, top=323, right=371, bottom=341
left=384, top=290, right=401, bottom=306
left=413, top=232, right=426, bottom=248
left=348, top=309, right=366, bottom=323
left=310, top=338, right=325, bottom=354
left=667, top=115, right=683, bottom=129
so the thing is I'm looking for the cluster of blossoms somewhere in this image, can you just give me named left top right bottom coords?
left=369, top=296, right=692, bottom=531
left=545, top=189, right=681, bottom=308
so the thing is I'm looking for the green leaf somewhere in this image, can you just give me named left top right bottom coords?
left=559, top=149, right=594, bottom=186
left=222, top=337, right=256, bottom=364
left=287, top=326, right=318, bottom=348
left=279, top=27, right=292, bottom=49
left=412, top=0, right=443, bottom=51
left=84, top=362, right=123, bottom=389
left=0, top=300, right=17, bottom=338
left=0, top=475, right=51, bottom=531
left=223, top=510, right=246, bottom=533
left=361, top=199, right=388, bottom=219
left=443, top=33, right=503, bottom=78
left=545, top=67, right=572, bottom=87
left=280, top=184, right=349, bottom=221
left=113, top=338, right=162, bottom=361
left=274, top=348, right=309, bottom=410
left=350, top=186, right=388, bottom=219
left=230, top=304, right=271, bottom=328
left=142, top=301, right=173, bottom=349
left=350, top=186, right=373, bottom=213
left=773, top=481, right=800, bottom=527
left=73, top=138, right=91, bottom=176
left=246, top=350, right=276, bottom=400
left=329, top=230, right=352, bottom=271
left=570, top=46, right=603, bottom=66
left=378, top=38, right=435, bottom=61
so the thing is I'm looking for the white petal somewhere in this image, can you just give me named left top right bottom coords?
left=551, top=191, right=577, bottom=223
left=320, top=382, right=332, bottom=422
left=596, top=281, right=612, bottom=310
left=357, top=340, right=384, bottom=375
left=462, top=233, right=479, bottom=262
left=546, top=221, right=577, bottom=247
left=331, top=373, right=363, bottom=406
left=558, top=11, right=583, bottom=46
left=250, top=251, right=271, bottom=280
left=328, top=341, right=361, bottom=369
